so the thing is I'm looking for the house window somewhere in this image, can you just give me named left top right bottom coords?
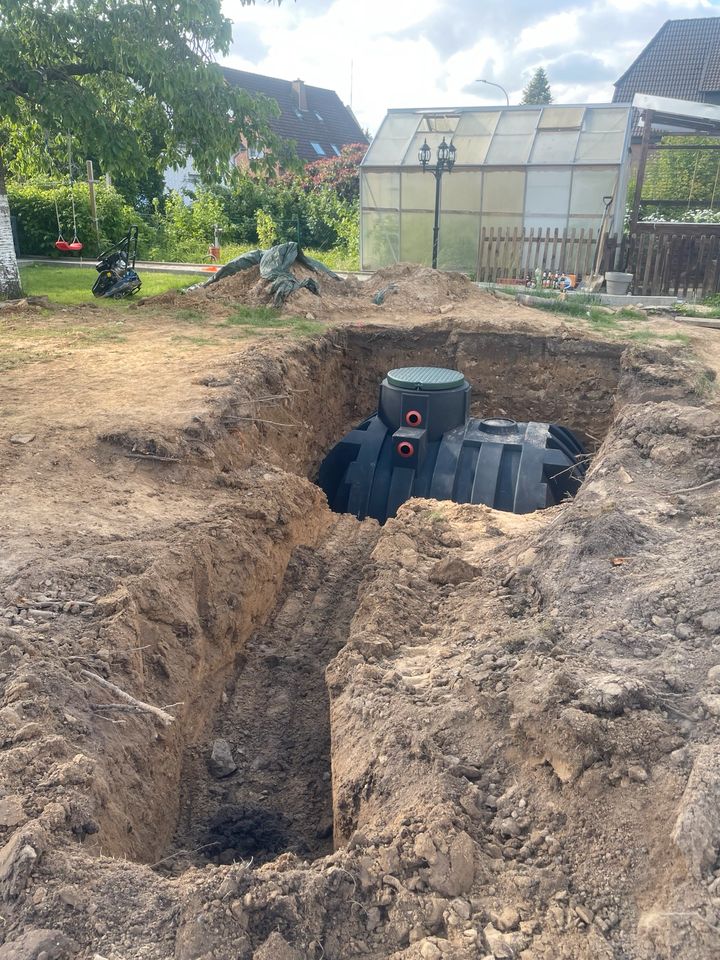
left=295, top=108, right=303, bottom=119
left=248, top=146, right=265, bottom=160
left=330, top=144, right=341, bottom=156
left=315, top=111, right=324, bottom=121
left=310, top=142, right=326, bottom=155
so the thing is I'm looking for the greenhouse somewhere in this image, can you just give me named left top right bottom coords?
left=360, top=104, right=633, bottom=277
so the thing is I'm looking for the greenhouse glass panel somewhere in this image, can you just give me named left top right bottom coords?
left=482, top=171, right=525, bottom=214
left=400, top=212, right=433, bottom=264
left=455, top=111, right=500, bottom=135
left=450, top=112, right=499, bottom=164
left=568, top=216, right=602, bottom=235
left=438, top=213, right=480, bottom=273
left=401, top=172, right=435, bottom=211
left=362, top=212, right=400, bottom=270
left=538, top=107, right=584, bottom=129
left=494, top=111, right=540, bottom=134
left=362, top=171, right=400, bottom=210
left=441, top=172, right=482, bottom=212
left=438, top=213, right=480, bottom=274
left=419, top=115, right=460, bottom=134
left=570, top=169, right=619, bottom=215
left=524, top=215, right=566, bottom=233
left=483, top=110, right=537, bottom=164
left=481, top=214, right=523, bottom=234
left=485, top=135, right=534, bottom=164
left=525, top=169, right=571, bottom=216
left=451, top=135, right=492, bottom=165
left=575, top=131, right=627, bottom=163
left=363, top=114, right=419, bottom=166
left=584, top=108, right=629, bottom=133
left=530, top=130, right=580, bottom=164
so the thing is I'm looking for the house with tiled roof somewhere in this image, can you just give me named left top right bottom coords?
left=613, top=17, right=720, bottom=107
left=165, top=68, right=367, bottom=193
left=221, top=68, right=367, bottom=165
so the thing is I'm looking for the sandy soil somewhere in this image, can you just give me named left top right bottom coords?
left=1, top=266, right=720, bottom=960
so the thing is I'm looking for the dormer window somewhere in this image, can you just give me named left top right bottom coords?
left=315, top=112, right=324, bottom=121
left=330, top=144, right=341, bottom=156
left=311, top=142, right=326, bottom=156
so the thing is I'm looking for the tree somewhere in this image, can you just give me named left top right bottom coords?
left=0, top=0, right=283, bottom=298
left=521, top=68, right=553, bottom=105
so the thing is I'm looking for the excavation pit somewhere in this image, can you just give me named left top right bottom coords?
left=86, top=326, right=626, bottom=872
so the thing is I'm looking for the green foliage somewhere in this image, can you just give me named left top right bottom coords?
left=8, top=179, right=136, bottom=254
left=521, top=68, right=553, bottom=105
left=144, top=189, right=230, bottom=261
left=636, top=137, right=720, bottom=220
left=255, top=209, right=278, bottom=248
left=0, top=0, right=284, bottom=184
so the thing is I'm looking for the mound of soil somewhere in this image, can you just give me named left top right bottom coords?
left=143, top=262, right=493, bottom=320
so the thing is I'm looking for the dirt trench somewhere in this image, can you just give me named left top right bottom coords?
left=169, top=515, right=380, bottom=871
left=89, top=322, right=625, bottom=867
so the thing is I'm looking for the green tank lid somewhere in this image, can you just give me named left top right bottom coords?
left=386, top=366, right=466, bottom=391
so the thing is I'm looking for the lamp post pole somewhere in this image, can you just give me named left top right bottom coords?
left=419, top=136, right=457, bottom=270
left=475, top=78, right=510, bottom=106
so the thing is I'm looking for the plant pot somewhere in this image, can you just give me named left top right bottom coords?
left=605, top=271, right=633, bottom=296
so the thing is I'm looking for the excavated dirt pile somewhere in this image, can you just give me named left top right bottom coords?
left=1, top=310, right=720, bottom=960
left=146, top=263, right=492, bottom=321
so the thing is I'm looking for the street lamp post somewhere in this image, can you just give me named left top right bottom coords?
left=475, top=78, right=510, bottom=106
left=419, top=136, right=457, bottom=270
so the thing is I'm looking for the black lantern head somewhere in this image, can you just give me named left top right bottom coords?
left=447, top=141, right=457, bottom=171
left=437, top=137, right=450, bottom=164
left=419, top=139, right=431, bottom=170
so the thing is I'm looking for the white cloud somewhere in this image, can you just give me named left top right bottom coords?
left=222, top=0, right=719, bottom=136
left=516, top=11, right=581, bottom=52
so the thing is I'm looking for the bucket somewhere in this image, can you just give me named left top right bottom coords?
left=605, top=271, right=633, bottom=296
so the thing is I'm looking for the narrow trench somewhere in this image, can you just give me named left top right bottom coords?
left=164, top=515, right=380, bottom=873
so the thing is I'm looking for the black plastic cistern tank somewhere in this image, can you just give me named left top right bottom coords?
left=317, top=366, right=587, bottom=524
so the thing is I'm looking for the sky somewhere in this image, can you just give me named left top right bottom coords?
left=222, top=0, right=720, bottom=136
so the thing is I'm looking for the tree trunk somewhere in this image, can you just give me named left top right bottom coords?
left=0, top=155, right=22, bottom=300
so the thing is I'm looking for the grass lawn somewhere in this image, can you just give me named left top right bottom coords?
left=19, top=264, right=199, bottom=306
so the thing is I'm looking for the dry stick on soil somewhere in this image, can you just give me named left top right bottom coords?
left=81, top=670, right=180, bottom=726
left=671, top=477, right=720, bottom=495
left=221, top=416, right=296, bottom=428
left=148, top=843, right=219, bottom=869
left=126, top=453, right=181, bottom=463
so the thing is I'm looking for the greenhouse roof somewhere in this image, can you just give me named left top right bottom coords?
left=362, top=104, right=633, bottom=169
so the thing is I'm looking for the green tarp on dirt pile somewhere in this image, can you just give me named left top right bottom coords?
left=202, top=242, right=341, bottom=306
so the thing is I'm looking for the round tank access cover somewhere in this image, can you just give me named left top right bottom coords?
left=386, top=366, right=466, bottom=391
left=480, top=417, right=518, bottom=434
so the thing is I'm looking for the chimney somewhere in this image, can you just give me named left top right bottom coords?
left=291, top=78, right=308, bottom=112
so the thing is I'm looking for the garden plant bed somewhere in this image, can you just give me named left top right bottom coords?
left=1, top=273, right=720, bottom=960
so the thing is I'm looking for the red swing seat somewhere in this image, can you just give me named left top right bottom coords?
left=55, top=239, right=71, bottom=252
left=67, top=240, right=83, bottom=251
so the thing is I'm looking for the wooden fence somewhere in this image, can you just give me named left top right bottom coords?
left=624, top=223, right=720, bottom=298
left=476, top=227, right=602, bottom=284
